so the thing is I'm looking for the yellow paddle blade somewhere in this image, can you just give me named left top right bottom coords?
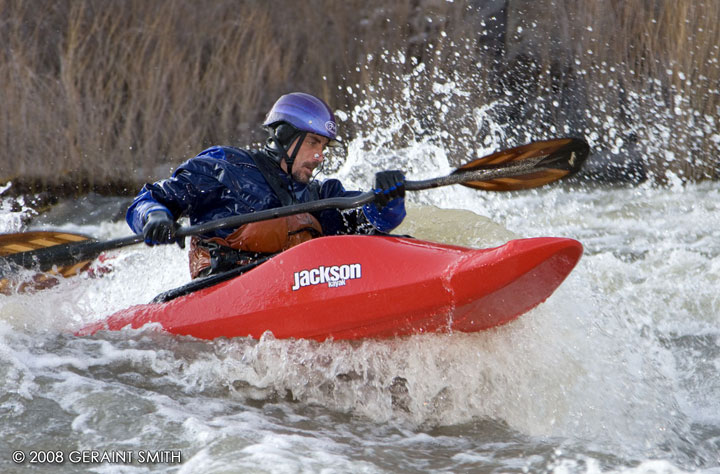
left=0, top=231, right=96, bottom=293
left=0, top=230, right=91, bottom=254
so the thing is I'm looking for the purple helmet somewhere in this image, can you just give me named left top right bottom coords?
left=263, top=92, right=340, bottom=145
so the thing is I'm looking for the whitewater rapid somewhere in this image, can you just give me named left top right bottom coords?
left=1, top=173, right=719, bottom=472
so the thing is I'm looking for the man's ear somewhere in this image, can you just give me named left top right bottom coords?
left=274, top=124, right=298, bottom=149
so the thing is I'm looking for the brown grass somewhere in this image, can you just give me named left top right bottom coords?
left=0, top=0, right=718, bottom=193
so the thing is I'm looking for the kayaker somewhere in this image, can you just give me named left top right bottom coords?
left=126, top=92, right=406, bottom=278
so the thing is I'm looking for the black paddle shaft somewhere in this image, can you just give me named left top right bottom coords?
left=0, top=167, right=538, bottom=274
left=1, top=193, right=374, bottom=274
left=0, top=137, right=587, bottom=274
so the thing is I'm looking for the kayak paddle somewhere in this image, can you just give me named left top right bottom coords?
left=0, top=137, right=589, bottom=275
left=0, top=230, right=99, bottom=292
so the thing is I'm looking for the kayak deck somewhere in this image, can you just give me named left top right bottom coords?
left=79, top=235, right=582, bottom=341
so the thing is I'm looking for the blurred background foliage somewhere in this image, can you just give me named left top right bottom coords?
left=0, top=0, right=718, bottom=194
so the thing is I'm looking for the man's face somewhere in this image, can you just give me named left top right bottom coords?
left=282, top=133, right=329, bottom=183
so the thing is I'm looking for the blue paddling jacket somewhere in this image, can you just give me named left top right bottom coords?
left=126, top=146, right=406, bottom=239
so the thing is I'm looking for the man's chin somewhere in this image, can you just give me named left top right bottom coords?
left=294, top=167, right=316, bottom=183
left=292, top=171, right=312, bottom=183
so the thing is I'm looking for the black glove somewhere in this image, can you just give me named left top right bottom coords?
left=142, top=211, right=184, bottom=248
left=373, top=170, right=405, bottom=209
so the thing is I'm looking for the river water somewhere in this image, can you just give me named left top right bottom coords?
left=1, top=165, right=719, bottom=472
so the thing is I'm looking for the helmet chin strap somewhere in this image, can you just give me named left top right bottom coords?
left=310, top=159, right=324, bottom=181
left=269, top=130, right=307, bottom=178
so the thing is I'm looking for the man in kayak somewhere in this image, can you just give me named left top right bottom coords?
left=126, top=92, right=406, bottom=278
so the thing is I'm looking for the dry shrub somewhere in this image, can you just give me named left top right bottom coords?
left=0, top=0, right=478, bottom=192
left=0, top=0, right=718, bottom=193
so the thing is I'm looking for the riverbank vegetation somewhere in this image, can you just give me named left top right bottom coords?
left=1, top=0, right=718, bottom=195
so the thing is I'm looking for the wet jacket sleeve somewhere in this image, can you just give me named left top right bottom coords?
left=126, top=162, right=227, bottom=234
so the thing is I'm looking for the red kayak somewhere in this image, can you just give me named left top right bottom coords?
left=79, top=235, right=582, bottom=341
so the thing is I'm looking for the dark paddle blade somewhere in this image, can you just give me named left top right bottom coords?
left=453, top=137, right=589, bottom=191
